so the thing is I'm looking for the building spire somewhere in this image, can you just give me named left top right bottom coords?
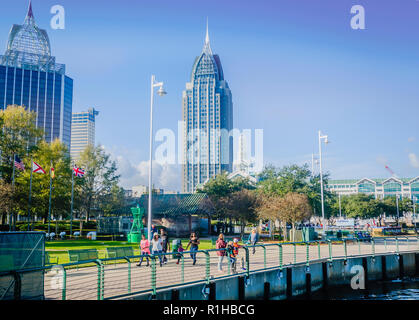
left=24, top=0, right=35, bottom=24
left=205, top=18, right=210, bottom=45
left=27, top=0, right=34, bottom=18
left=203, top=18, right=212, bottom=54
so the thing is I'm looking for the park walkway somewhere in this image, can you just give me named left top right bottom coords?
left=43, top=237, right=417, bottom=300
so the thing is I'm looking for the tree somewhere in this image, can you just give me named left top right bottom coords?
left=257, top=164, right=335, bottom=219
left=15, top=139, right=72, bottom=223
left=220, top=189, right=260, bottom=238
left=0, top=105, right=43, bottom=183
left=0, top=181, right=13, bottom=225
left=76, top=145, right=121, bottom=222
left=257, top=194, right=284, bottom=239
left=275, top=193, right=312, bottom=241
left=198, top=172, right=254, bottom=224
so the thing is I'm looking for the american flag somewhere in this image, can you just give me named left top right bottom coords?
left=73, top=166, right=85, bottom=177
left=14, top=155, right=25, bottom=171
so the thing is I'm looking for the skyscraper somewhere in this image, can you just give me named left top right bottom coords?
left=0, top=2, right=73, bottom=149
left=70, top=108, right=99, bottom=161
left=182, top=24, right=233, bottom=193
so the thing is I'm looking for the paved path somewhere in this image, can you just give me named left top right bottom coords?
left=44, top=237, right=418, bottom=300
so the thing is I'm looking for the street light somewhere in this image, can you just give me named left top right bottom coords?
left=396, top=193, right=400, bottom=227
left=318, top=130, right=330, bottom=231
left=413, top=196, right=417, bottom=233
left=147, top=75, right=167, bottom=242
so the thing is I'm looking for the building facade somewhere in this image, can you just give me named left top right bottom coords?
left=327, top=177, right=419, bottom=201
left=0, top=2, right=73, bottom=149
left=70, top=108, right=99, bottom=160
left=182, top=25, right=233, bottom=193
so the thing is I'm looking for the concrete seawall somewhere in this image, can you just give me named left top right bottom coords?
left=125, top=251, right=419, bottom=300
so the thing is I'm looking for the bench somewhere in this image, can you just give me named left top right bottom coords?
left=68, top=249, right=99, bottom=264
left=45, top=252, right=58, bottom=265
left=106, top=247, right=135, bottom=259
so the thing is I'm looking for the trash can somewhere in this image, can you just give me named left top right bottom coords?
left=302, top=227, right=315, bottom=241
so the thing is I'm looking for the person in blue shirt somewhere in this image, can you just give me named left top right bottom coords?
left=247, top=228, right=259, bottom=254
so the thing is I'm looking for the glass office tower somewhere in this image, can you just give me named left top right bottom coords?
left=182, top=25, right=233, bottom=193
left=71, top=108, right=99, bottom=161
left=0, top=2, right=73, bottom=149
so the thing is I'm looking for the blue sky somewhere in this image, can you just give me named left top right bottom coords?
left=1, top=0, right=419, bottom=190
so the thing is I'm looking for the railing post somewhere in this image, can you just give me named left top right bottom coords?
left=262, top=245, right=267, bottom=269
left=242, top=246, right=250, bottom=278
left=94, top=260, right=104, bottom=300
left=371, top=238, right=375, bottom=257
left=204, top=251, right=210, bottom=284
left=357, top=239, right=361, bottom=255
left=293, top=243, right=297, bottom=264
left=328, top=240, right=332, bottom=262
left=13, top=271, right=21, bottom=300
left=150, top=255, right=157, bottom=296
left=396, top=237, right=399, bottom=254
left=406, top=236, right=410, bottom=250
left=181, top=253, right=185, bottom=284
left=317, top=241, right=321, bottom=260
left=343, top=239, right=347, bottom=260
left=278, top=244, right=283, bottom=269
left=305, top=242, right=310, bottom=266
left=123, top=257, right=131, bottom=294
left=384, top=238, right=387, bottom=251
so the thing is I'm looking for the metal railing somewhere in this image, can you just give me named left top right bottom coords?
left=1, top=236, right=418, bottom=300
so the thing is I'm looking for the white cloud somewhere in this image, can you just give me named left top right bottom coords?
left=408, top=137, right=416, bottom=143
left=409, top=153, right=419, bottom=168
left=104, top=145, right=181, bottom=191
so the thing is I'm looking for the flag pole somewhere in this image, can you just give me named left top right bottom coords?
left=48, top=160, right=53, bottom=235
left=27, top=158, right=33, bottom=231
left=70, top=165, right=74, bottom=238
left=10, top=153, right=16, bottom=231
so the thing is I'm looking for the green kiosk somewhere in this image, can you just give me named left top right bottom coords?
left=127, top=204, right=146, bottom=243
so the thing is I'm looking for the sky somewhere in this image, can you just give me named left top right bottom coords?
left=1, top=0, right=419, bottom=191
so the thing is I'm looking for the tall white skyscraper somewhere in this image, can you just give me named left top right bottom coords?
left=182, top=24, right=233, bottom=193
left=70, top=108, right=99, bottom=160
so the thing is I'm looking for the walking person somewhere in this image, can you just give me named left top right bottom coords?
left=216, top=233, right=227, bottom=272
left=150, top=224, right=158, bottom=236
left=185, top=232, right=200, bottom=265
left=247, top=228, right=259, bottom=254
left=160, top=229, right=170, bottom=264
left=175, top=242, right=184, bottom=265
left=137, top=234, right=150, bottom=267
left=226, top=241, right=237, bottom=274
left=151, top=232, right=163, bottom=267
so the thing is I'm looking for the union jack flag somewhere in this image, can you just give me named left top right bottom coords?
left=14, top=155, right=25, bottom=171
left=73, top=166, right=85, bottom=178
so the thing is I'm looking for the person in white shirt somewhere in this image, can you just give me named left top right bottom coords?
left=151, top=233, right=163, bottom=267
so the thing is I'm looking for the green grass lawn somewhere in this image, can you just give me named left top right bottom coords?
left=46, top=239, right=216, bottom=264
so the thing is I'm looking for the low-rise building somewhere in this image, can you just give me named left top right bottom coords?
left=327, top=177, right=419, bottom=201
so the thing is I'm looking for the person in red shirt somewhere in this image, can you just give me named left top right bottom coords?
left=216, top=233, right=227, bottom=272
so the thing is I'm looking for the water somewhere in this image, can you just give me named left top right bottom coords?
left=310, top=278, right=419, bottom=300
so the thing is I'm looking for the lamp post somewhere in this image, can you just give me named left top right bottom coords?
left=396, top=193, right=400, bottom=227
left=318, top=131, right=329, bottom=231
left=339, top=193, right=342, bottom=218
left=147, top=75, right=167, bottom=242
left=413, top=196, right=417, bottom=233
